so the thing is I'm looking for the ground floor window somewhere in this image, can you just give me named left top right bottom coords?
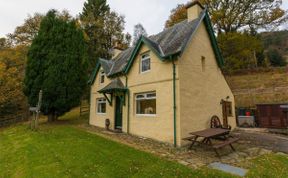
left=135, top=92, right=156, bottom=116
left=97, top=98, right=106, bottom=114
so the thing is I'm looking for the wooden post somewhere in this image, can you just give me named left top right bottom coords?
left=29, top=90, right=43, bottom=131
left=35, top=90, right=43, bottom=130
left=31, top=111, right=35, bottom=130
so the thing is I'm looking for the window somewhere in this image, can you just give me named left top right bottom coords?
left=136, top=92, right=156, bottom=116
left=100, top=71, right=105, bottom=84
left=201, top=56, right=206, bottom=72
left=97, top=98, right=106, bottom=114
left=140, top=53, right=151, bottom=73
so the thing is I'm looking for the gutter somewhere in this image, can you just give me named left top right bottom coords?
left=125, top=75, right=130, bottom=134
left=172, top=58, right=177, bottom=147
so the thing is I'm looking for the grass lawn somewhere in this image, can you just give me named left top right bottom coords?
left=0, top=110, right=288, bottom=178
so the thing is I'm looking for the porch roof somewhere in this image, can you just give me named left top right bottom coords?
left=98, top=78, right=127, bottom=94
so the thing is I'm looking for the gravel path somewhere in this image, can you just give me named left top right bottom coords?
left=232, top=130, right=288, bottom=153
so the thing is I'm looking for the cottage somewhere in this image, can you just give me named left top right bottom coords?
left=88, top=1, right=236, bottom=146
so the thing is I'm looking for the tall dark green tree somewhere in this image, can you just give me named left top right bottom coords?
left=24, top=10, right=88, bottom=121
left=80, top=0, right=130, bottom=71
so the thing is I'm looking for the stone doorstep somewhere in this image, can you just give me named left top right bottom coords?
left=209, top=162, right=248, bottom=177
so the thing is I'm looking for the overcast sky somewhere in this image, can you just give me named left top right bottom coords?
left=0, top=0, right=288, bottom=38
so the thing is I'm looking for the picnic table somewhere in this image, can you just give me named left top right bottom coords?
left=183, top=128, right=239, bottom=157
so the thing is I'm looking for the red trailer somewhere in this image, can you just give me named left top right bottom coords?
left=256, top=104, right=288, bottom=129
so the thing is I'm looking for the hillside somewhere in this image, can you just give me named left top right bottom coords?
left=261, top=30, right=288, bottom=62
left=225, top=68, right=288, bottom=107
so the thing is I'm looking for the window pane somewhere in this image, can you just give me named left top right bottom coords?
left=136, top=99, right=156, bottom=115
left=147, top=93, right=156, bottom=98
left=101, top=103, right=106, bottom=113
left=136, top=94, right=145, bottom=99
left=97, top=99, right=106, bottom=113
left=100, top=71, right=105, bottom=83
left=141, top=58, right=150, bottom=72
left=97, top=103, right=101, bottom=113
left=142, top=54, right=149, bottom=59
left=100, top=75, right=104, bottom=83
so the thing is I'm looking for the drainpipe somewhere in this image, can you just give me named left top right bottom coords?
left=125, top=75, right=130, bottom=134
left=172, top=58, right=177, bottom=147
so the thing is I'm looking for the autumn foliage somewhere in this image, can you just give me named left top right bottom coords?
left=0, top=46, right=28, bottom=116
left=165, top=4, right=187, bottom=29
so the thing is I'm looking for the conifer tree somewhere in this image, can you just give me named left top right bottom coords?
left=24, top=10, right=88, bottom=121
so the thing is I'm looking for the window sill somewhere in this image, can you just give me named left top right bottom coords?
left=140, top=70, right=151, bottom=74
left=96, top=113, right=106, bottom=115
left=136, top=114, right=156, bottom=118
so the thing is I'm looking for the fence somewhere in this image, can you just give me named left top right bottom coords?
left=80, top=100, right=90, bottom=116
left=0, top=113, right=29, bottom=127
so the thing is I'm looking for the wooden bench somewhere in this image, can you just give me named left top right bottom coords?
left=183, top=136, right=197, bottom=141
left=212, top=137, right=240, bottom=157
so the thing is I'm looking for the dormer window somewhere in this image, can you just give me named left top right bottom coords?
left=140, top=53, right=151, bottom=73
left=100, top=71, right=105, bottom=84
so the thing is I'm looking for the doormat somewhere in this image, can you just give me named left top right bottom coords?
left=209, top=162, right=248, bottom=177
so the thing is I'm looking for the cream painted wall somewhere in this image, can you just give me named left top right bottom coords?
left=125, top=45, right=176, bottom=144
left=90, top=67, right=115, bottom=130
left=177, top=22, right=236, bottom=145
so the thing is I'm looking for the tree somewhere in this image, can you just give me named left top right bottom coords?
left=103, top=11, right=127, bottom=51
left=218, top=32, right=263, bottom=71
left=165, top=0, right=287, bottom=33
left=7, top=11, right=72, bottom=46
left=122, top=33, right=132, bottom=49
left=7, top=13, right=43, bottom=46
left=0, top=38, right=9, bottom=50
left=201, top=0, right=287, bottom=33
left=80, top=0, right=129, bottom=70
left=267, top=49, right=286, bottom=67
left=133, top=23, right=148, bottom=46
left=165, top=4, right=187, bottom=28
left=24, top=10, right=88, bottom=121
left=80, top=0, right=110, bottom=68
left=0, top=46, right=28, bottom=116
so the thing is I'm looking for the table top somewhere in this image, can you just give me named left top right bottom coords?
left=190, top=128, right=230, bottom=138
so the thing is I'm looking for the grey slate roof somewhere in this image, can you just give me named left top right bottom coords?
left=110, top=47, right=134, bottom=75
left=149, top=16, right=201, bottom=56
left=98, top=78, right=126, bottom=93
left=99, top=9, right=205, bottom=77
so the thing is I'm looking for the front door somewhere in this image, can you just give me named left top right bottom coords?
left=115, top=96, right=123, bottom=130
left=221, top=101, right=232, bottom=128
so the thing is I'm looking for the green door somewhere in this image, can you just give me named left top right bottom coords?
left=115, top=96, right=123, bottom=130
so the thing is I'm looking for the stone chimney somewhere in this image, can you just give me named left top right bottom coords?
left=111, top=41, right=124, bottom=59
left=185, top=0, right=205, bottom=21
